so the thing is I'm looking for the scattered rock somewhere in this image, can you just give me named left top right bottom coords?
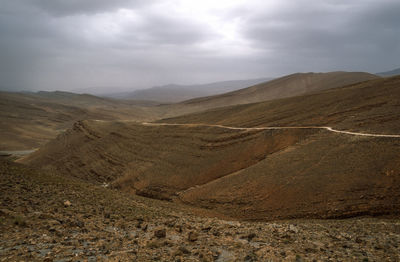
left=245, top=233, right=256, bottom=241
left=188, top=231, right=198, bottom=242
left=178, top=246, right=191, bottom=254
left=63, top=200, right=72, bottom=207
left=154, top=228, right=166, bottom=238
left=289, top=224, right=299, bottom=233
left=1, top=160, right=400, bottom=262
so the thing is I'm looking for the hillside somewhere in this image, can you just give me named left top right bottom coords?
left=166, top=72, right=378, bottom=114
left=1, top=71, right=376, bottom=150
left=163, top=75, right=400, bottom=134
left=0, top=91, right=160, bottom=150
left=2, top=159, right=399, bottom=261
left=106, top=78, right=272, bottom=103
left=22, top=76, right=400, bottom=220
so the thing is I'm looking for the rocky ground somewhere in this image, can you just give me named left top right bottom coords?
left=1, top=159, right=400, bottom=261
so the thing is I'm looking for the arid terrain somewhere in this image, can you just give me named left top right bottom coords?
left=1, top=160, right=399, bottom=261
left=0, top=91, right=160, bottom=151
left=116, top=78, right=272, bottom=103
left=20, top=75, right=400, bottom=220
left=1, top=72, right=400, bottom=261
left=164, top=71, right=378, bottom=115
left=0, top=71, right=377, bottom=151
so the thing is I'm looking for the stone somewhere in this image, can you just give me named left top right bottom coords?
left=188, top=231, right=198, bottom=242
left=154, top=228, right=166, bottom=238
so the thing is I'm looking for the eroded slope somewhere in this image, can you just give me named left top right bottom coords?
left=20, top=76, right=400, bottom=220
left=178, top=131, right=400, bottom=220
left=22, top=120, right=315, bottom=201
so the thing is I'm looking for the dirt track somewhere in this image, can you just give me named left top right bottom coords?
left=142, top=122, right=400, bottom=138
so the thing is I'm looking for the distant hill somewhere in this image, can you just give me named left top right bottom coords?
left=376, top=67, right=400, bottom=77
left=1, top=72, right=378, bottom=150
left=160, top=71, right=379, bottom=117
left=107, top=78, right=273, bottom=103
left=0, top=91, right=160, bottom=150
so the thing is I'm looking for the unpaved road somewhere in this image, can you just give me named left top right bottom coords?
left=0, top=149, right=37, bottom=157
left=142, top=122, right=400, bottom=138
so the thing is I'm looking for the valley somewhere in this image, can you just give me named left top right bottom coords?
left=2, top=0, right=400, bottom=260
left=1, top=72, right=400, bottom=261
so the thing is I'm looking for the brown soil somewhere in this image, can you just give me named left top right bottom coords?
left=20, top=76, right=400, bottom=220
left=1, top=160, right=399, bottom=261
left=21, top=121, right=317, bottom=200
left=1, top=73, right=400, bottom=260
left=21, top=121, right=400, bottom=221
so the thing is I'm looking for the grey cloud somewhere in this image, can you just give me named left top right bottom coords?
left=241, top=0, right=400, bottom=73
left=29, top=0, right=151, bottom=16
left=0, top=0, right=399, bottom=92
left=120, top=13, right=216, bottom=46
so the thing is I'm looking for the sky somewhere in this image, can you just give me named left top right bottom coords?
left=0, top=0, right=399, bottom=93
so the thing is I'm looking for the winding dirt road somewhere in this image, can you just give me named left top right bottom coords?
left=142, top=122, right=400, bottom=138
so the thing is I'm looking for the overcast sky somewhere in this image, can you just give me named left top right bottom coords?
left=0, top=0, right=399, bottom=93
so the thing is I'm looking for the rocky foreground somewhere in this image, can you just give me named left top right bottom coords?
left=1, top=159, right=399, bottom=261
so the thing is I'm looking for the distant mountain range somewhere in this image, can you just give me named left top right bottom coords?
left=376, top=67, right=400, bottom=77
left=105, top=78, right=273, bottom=103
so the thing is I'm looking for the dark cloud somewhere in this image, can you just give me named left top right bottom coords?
left=241, top=0, right=400, bottom=73
left=0, top=0, right=398, bottom=92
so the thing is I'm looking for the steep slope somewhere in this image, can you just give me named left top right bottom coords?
left=168, top=72, right=378, bottom=113
left=0, top=91, right=159, bottom=150
left=22, top=120, right=316, bottom=200
left=178, top=131, right=400, bottom=220
left=159, top=75, right=400, bottom=219
left=22, top=121, right=400, bottom=220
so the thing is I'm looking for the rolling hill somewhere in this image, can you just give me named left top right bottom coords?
left=162, top=75, right=400, bottom=134
left=1, top=71, right=376, bottom=150
left=168, top=71, right=378, bottom=113
left=22, top=75, right=400, bottom=220
left=0, top=91, right=160, bottom=150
